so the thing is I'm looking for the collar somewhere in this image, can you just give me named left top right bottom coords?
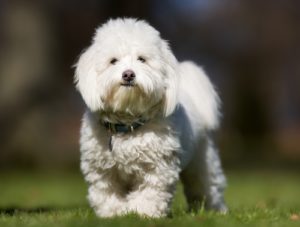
left=103, top=120, right=145, bottom=134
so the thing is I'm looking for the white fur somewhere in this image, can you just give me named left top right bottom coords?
left=75, top=18, right=227, bottom=218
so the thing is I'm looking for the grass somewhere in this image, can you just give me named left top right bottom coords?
left=0, top=170, right=299, bottom=227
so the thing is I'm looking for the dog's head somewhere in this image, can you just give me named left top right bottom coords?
left=75, top=18, right=178, bottom=117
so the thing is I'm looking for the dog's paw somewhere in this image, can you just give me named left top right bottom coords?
left=127, top=199, right=169, bottom=218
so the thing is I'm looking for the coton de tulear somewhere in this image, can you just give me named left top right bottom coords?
left=75, top=18, right=227, bottom=218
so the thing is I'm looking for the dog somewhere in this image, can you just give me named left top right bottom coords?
left=74, top=18, right=227, bottom=218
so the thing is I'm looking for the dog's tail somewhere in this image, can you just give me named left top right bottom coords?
left=178, top=61, right=221, bottom=130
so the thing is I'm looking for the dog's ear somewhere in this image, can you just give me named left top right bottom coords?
left=74, top=46, right=103, bottom=111
left=160, top=40, right=179, bottom=117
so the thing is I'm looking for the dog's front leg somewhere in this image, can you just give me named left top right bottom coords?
left=87, top=175, right=128, bottom=218
left=126, top=167, right=179, bottom=218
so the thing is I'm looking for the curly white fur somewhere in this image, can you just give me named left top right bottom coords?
left=75, top=18, right=227, bottom=218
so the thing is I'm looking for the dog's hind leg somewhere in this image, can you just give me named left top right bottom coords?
left=180, top=134, right=227, bottom=213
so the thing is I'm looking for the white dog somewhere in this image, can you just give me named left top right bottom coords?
left=75, top=18, right=227, bottom=218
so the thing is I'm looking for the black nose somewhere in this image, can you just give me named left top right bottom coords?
left=122, top=70, right=135, bottom=82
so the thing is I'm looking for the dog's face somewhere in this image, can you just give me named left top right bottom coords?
left=75, top=19, right=178, bottom=117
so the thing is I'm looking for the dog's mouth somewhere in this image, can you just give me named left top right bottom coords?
left=120, top=82, right=135, bottom=87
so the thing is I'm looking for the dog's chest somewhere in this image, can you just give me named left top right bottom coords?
left=93, top=120, right=181, bottom=175
left=108, top=135, right=157, bottom=172
left=100, top=131, right=179, bottom=174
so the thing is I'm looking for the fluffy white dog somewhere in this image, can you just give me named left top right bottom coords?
left=75, top=18, right=227, bottom=218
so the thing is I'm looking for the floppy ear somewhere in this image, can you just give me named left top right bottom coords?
left=74, top=46, right=103, bottom=111
left=160, top=40, right=179, bottom=116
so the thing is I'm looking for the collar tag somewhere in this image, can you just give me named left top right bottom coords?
left=108, top=135, right=112, bottom=151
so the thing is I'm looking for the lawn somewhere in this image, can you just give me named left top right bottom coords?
left=0, top=170, right=299, bottom=227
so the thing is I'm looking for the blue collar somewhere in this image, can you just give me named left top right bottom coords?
left=102, top=120, right=146, bottom=151
left=103, top=121, right=145, bottom=134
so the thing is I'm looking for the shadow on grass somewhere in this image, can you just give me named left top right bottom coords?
left=0, top=206, right=89, bottom=216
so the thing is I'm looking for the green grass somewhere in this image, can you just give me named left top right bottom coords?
left=0, top=170, right=299, bottom=227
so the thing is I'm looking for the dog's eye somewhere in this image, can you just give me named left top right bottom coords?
left=110, top=58, right=118, bottom=65
left=137, top=56, right=146, bottom=63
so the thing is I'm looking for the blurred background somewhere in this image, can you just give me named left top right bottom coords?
left=0, top=0, right=299, bottom=171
